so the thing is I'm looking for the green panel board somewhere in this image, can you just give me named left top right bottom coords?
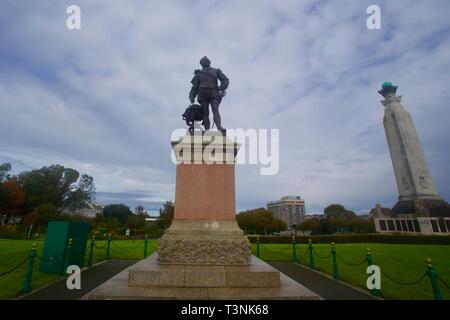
left=39, top=221, right=90, bottom=275
left=39, top=221, right=70, bottom=275
left=67, top=221, right=90, bottom=268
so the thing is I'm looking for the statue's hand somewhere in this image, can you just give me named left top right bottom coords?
left=220, top=90, right=226, bottom=98
left=190, top=98, right=195, bottom=104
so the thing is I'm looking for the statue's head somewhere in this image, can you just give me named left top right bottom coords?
left=200, top=56, right=211, bottom=68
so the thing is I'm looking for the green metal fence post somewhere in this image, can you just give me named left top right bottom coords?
left=144, top=235, right=149, bottom=258
left=22, top=242, right=37, bottom=294
left=63, top=238, right=73, bottom=276
left=366, top=248, right=379, bottom=296
left=308, top=239, right=314, bottom=270
left=292, top=235, right=298, bottom=262
left=87, top=236, right=95, bottom=267
left=331, top=242, right=339, bottom=280
left=106, top=234, right=112, bottom=259
left=256, top=235, right=260, bottom=258
left=366, top=248, right=373, bottom=266
left=426, top=258, right=442, bottom=300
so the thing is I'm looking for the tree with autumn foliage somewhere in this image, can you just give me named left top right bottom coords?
left=0, top=162, right=96, bottom=228
left=0, top=163, right=26, bottom=222
left=0, top=180, right=25, bottom=216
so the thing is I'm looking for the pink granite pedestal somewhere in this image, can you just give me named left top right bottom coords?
left=158, top=133, right=251, bottom=265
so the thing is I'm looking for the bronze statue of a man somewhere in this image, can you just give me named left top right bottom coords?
left=189, top=56, right=229, bottom=135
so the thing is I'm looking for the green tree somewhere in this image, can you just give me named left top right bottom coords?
left=324, top=204, right=357, bottom=220
left=64, top=174, right=96, bottom=211
left=329, top=216, right=349, bottom=233
left=348, top=217, right=375, bottom=233
left=35, top=202, right=59, bottom=228
left=0, top=163, right=12, bottom=182
left=237, top=208, right=287, bottom=235
left=18, top=165, right=95, bottom=212
left=125, top=213, right=146, bottom=230
left=135, top=204, right=145, bottom=214
left=157, top=201, right=174, bottom=230
left=298, top=218, right=321, bottom=235
left=102, top=204, right=133, bottom=224
left=322, top=204, right=375, bottom=234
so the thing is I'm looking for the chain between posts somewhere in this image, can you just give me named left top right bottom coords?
left=336, top=253, right=367, bottom=266
left=111, top=240, right=144, bottom=251
left=312, top=248, right=332, bottom=259
left=94, top=242, right=108, bottom=249
left=255, top=237, right=307, bottom=262
left=438, top=276, right=450, bottom=290
left=378, top=258, right=443, bottom=300
left=91, top=235, right=154, bottom=261
left=381, top=270, right=428, bottom=286
left=259, top=243, right=293, bottom=253
left=0, top=257, right=29, bottom=278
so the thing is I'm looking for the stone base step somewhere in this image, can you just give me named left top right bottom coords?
left=128, top=254, right=279, bottom=288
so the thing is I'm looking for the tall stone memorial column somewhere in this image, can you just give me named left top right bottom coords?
left=373, top=83, right=450, bottom=235
left=380, top=82, right=440, bottom=202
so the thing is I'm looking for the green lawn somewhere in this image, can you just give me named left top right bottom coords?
left=252, top=242, right=450, bottom=300
left=1, top=239, right=449, bottom=300
left=0, top=239, right=158, bottom=300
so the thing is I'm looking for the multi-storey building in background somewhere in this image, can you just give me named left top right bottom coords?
left=267, top=196, right=305, bottom=229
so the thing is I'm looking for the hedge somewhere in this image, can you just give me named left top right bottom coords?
left=0, top=225, right=28, bottom=240
left=247, top=234, right=450, bottom=245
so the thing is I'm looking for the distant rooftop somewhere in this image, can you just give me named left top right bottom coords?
left=267, top=196, right=304, bottom=206
left=281, top=196, right=302, bottom=200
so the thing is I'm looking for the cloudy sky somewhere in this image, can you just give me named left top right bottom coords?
left=1, top=1, right=450, bottom=214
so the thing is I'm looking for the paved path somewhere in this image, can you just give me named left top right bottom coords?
left=21, top=260, right=137, bottom=300
left=269, top=262, right=377, bottom=300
